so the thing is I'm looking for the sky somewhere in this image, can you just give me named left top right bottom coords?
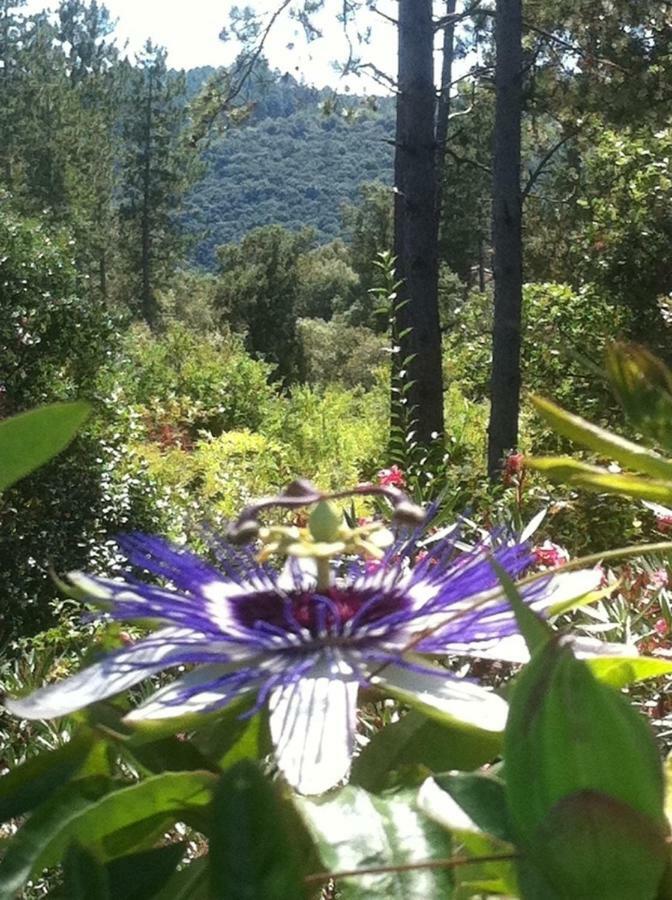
left=24, top=0, right=399, bottom=92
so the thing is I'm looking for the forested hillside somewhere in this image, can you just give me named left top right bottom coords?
left=182, top=61, right=394, bottom=266
left=185, top=104, right=394, bottom=266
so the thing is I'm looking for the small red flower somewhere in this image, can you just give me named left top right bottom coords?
left=502, top=451, right=525, bottom=486
left=656, top=515, right=672, bottom=534
left=533, top=540, right=570, bottom=569
left=655, top=618, right=669, bottom=637
left=377, top=465, right=406, bottom=488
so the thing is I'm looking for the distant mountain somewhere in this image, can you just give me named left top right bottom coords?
left=182, top=63, right=394, bottom=268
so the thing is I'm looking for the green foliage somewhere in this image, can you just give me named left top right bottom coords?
left=111, top=323, right=276, bottom=439
left=185, top=108, right=394, bottom=267
left=0, top=208, right=117, bottom=410
left=215, top=225, right=315, bottom=383
left=298, top=317, right=387, bottom=390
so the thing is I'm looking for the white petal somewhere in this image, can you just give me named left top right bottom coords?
left=530, top=568, right=603, bottom=613
left=125, top=664, right=260, bottom=721
left=5, top=627, right=189, bottom=720
left=269, top=670, right=359, bottom=795
left=370, top=664, right=508, bottom=733
left=443, top=633, right=638, bottom=665
left=519, top=508, right=547, bottom=543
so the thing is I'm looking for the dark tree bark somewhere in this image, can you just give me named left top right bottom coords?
left=141, top=64, right=157, bottom=329
left=435, top=0, right=457, bottom=225
left=393, top=0, right=445, bottom=449
left=487, top=0, right=523, bottom=479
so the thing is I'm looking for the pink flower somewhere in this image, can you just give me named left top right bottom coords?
left=533, top=540, right=570, bottom=569
left=656, top=515, right=672, bottom=534
left=650, top=569, right=669, bottom=590
left=655, top=618, right=669, bottom=637
left=377, top=465, right=406, bottom=488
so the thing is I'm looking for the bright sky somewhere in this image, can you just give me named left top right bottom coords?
left=24, top=0, right=399, bottom=92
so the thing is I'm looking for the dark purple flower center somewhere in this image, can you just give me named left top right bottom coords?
left=233, top=586, right=409, bottom=639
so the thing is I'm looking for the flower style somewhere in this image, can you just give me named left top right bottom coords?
left=5, top=495, right=601, bottom=795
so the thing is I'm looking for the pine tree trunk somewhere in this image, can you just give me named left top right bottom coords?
left=435, top=0, right=457, bottom=224
left=141, top=67, right=156, bottom=328
left=487, top=0, right=523, bottom=479
left=393, top=0, right=444, bottom=450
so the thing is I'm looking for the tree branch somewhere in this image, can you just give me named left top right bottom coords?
left=521, top=131, right=577, bottom=201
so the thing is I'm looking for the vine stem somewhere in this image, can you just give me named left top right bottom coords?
left=304, top=851, right=518, bottom=884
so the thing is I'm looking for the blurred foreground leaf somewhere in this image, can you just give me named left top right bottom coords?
left=0, top=401, right=91, bottom=492
left=210, top=760, right=308, bottom=900
left=505, top=638, right=670, bottom=899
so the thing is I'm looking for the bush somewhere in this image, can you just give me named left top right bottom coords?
left=108, top=323, right=278, bottom=440
left=298, top=317, right=387, bottom=389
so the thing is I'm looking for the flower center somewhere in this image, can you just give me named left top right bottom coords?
left=234, top=586, right=409, bottom=640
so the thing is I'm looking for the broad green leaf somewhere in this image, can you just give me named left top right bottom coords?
left=106, top=844, right=186, bottom=900
left=419, top=773, right=513, bottom=845
left=505, top=638, right=669, bottom=898
left=0, top=776, right=112, bottom=900
left=295, top=785, right=454, bottom=899
left=531, top=395, right=672, bottom=482
left=0, top=730, right=96, bottom=823
left=62, top=843, right=110, bottom=899
left=210, top=760, right=308, bottom=900
left=0, top=772, right=214, bottom=899
left=0, top=401, right=92, bottom=492
left=351, top=710, right=501, bottom=793
left=587, top=656, right=672, bottom=689
left=529, top=456, right=672, bottom=503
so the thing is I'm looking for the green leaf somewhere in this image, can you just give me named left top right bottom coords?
left=419, top=772, right=514, bottom=845
left=0, top=730, right=96, bottom=823
left=0, top=772, right=214, bottom=899
left=210, top=760, right=308, bottom=900
left=606, top=343, right=672, bottom=452
left=505, top=637, right=669, bottom=898
left=295, top=785, right=454, bottom=899
left=62, top=843, right=110, bottom=899
left=531, top=395, right=672, bottom=482
left=153, top=858, right=210, bottom=900
left=351, top=710, right=501, bottom=793
left=529, top=456, right=672, bottom=503
left=192, top=706, right=270, bottom=770
left=0, top=401, right=92, bottom=492
left=106, top=844, right=186, bottom=900
left=587, top=656, right=672, bottom=689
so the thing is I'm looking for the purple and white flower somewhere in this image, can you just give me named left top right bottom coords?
left=5, top=527, right=601, bottom=794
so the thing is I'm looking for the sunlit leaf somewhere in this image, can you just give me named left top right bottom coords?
left=0, top=772, right=214, bottom=899
left=586, top=655, right=672, bottom=688
left=529, top=456, right=672, bottom=503
left=531, top=395, right=672, bottom=481
left=295, top=785, right=454, bottom=899
left=351, top=710, right=501, bottom=793
left=0, top=401, right=92, bottom=492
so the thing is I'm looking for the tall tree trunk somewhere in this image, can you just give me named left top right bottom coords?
left=487, top=0, right=523, bottom=479
left=393, top=0, right=444, bottom=450
left=435, top=0, right=457, bottom=225
left=141, top=66, right=156, bottom=328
